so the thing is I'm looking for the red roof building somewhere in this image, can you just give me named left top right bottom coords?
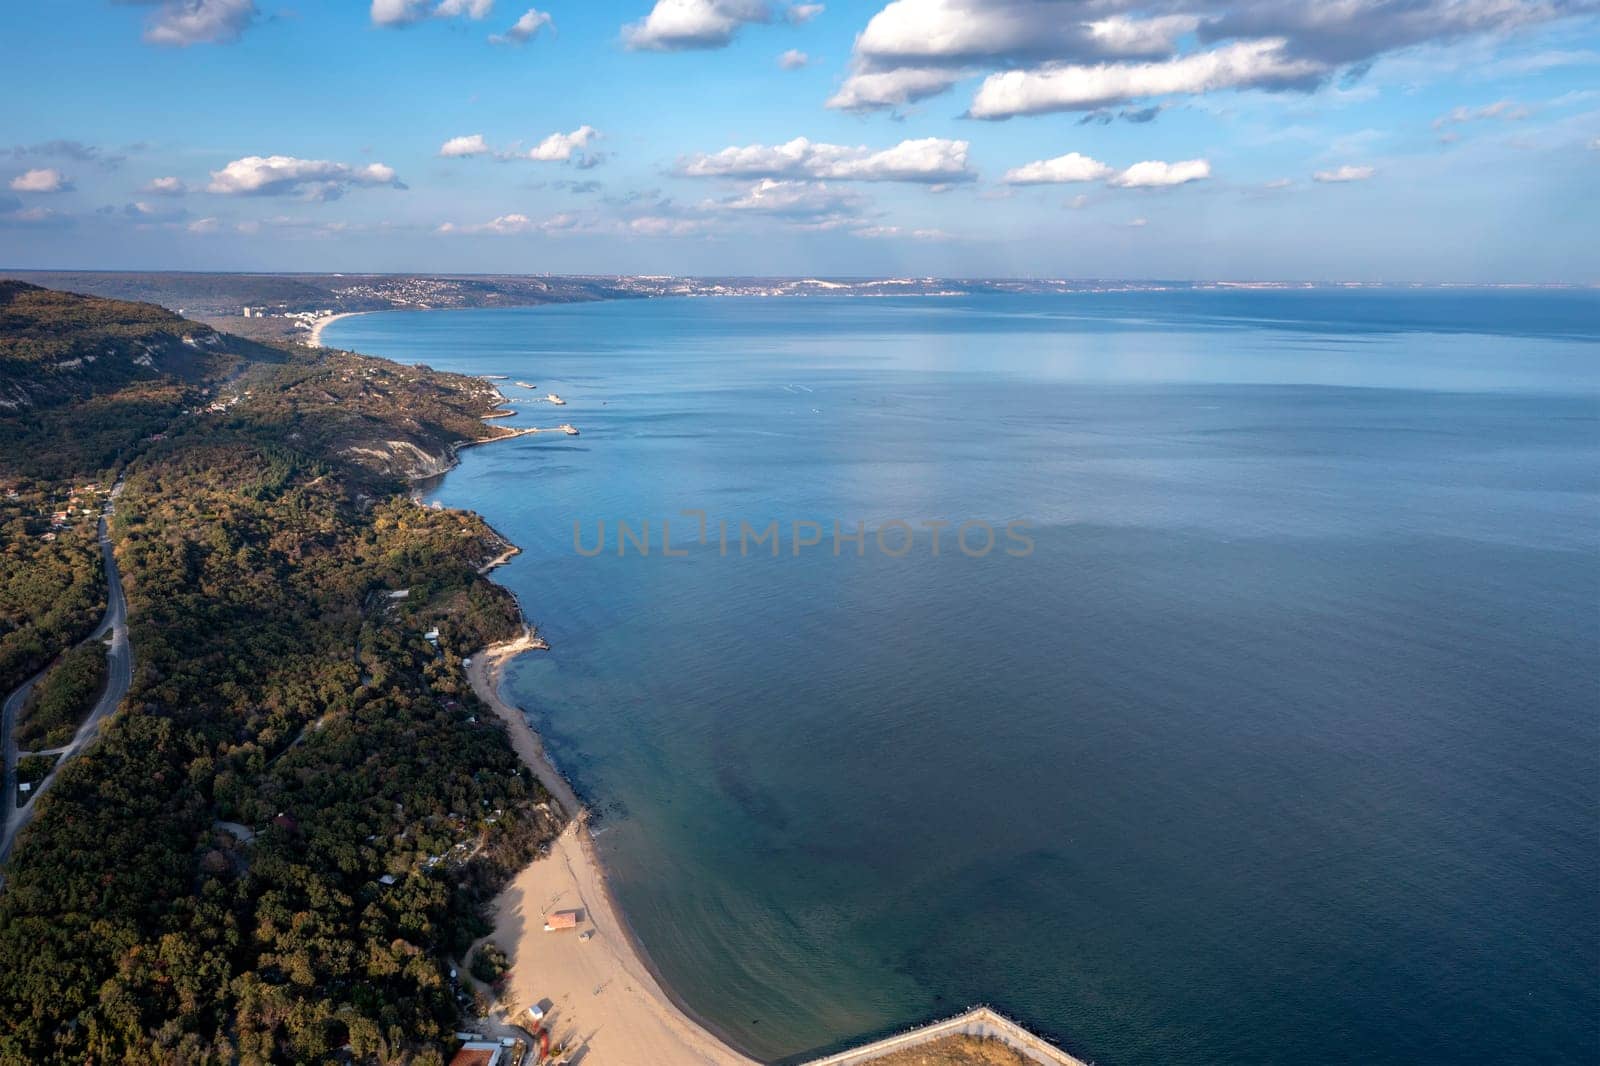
left=449, top=1042, right=503, bottom=1066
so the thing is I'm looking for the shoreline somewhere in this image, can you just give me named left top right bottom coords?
left=308, top=310, right=370, bottom=347
left=404, top=345, right=1093, bottom=1066
left=447, top=393, right=760, bottom=1065
left=464, top=607, right=760, bottom=1066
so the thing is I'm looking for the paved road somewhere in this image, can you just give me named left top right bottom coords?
left=0, top=668, right=47, bottom=865
left=0, top=496, right=132, bottom=874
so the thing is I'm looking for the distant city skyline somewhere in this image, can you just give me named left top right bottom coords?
left=2, top=0, right=1598, bottom=281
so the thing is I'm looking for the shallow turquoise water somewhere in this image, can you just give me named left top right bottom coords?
left=328, top=291, right=1600, bottom=1065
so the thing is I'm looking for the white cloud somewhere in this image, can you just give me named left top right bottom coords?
left=1124, top=216, right=1148, bottom=227
left=827, top=65, right=970, bottom=111
left=852, top=225, right=951, bottom=240
left=829, top=2, right=1199, bottom=112
left=679, top=136, right=974, bottom=183
left=1109, top=158, right=1211, bottom=187
left=435, top=0, right=494, bottom=16
left=623, top=0, right=772, bottom=51
left=852, top=1, right=1192, bottom=66
left=371, top=0, right=426, bottom=24
left=440, top=134, right=492, bottom=158
left=527, top=126, right=600, bottom=162
left=969, top=39, right=1324, bottom=118
left=438, top=212, right=542, bottom=235
left=141, top=176, right=188, bottom=195
left=789, top=3, right=823, bottom=21
left=10, top=168, right=71, bottom=193
left=1262, top=177, right=1293, bottom=189
left=704, top=179, right=866, bottom=223
left=207, top=155, right=405, bottom=198
left=1432, top=99, right=1530, bottom=129
left=437, top=129, right=603, bottom=165
left=372, top=0, right=494, bottom=27
left=1003, top=152, right=1112, bottom=185
left=837, top=0, right=1593, bottom=115
left=1591, top=137, right=1600, bottom=150
left=490, top=7, right=553, bottom=43
left=142, top=0, right=257, bottom=46
left=779, top=48, right=810, bottom=69
left=1312, top=164, right=1375, bottom=183
left=187, top=217, right=221, bottom=234
left=1086, top=14, right=1202, bottom=56
left=1003, top=153, right=1210, bottom=188
left=629, top=216, right=712, bottom=237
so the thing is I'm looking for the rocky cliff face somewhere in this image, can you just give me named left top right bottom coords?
left=341, top=438, right=459, bottom=481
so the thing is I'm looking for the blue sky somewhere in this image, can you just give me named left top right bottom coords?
left=2, top=0, right=1597, bottom=280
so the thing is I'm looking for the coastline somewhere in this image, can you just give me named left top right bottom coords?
left=444, top=386, right=760, bottom=1065
left=465, top=636, right=758, bottom=1066
left=308, top=310, right=369, bottom=347
left=346, top=313, right=1101, bottom=1066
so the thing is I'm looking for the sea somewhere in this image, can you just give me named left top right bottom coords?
left=325, top=289, right=1600, bottom=1066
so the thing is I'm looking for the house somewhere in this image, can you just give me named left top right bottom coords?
left=543, top=910, right=580, bottom=932
left=449, top=1041, right=504, bottom=1066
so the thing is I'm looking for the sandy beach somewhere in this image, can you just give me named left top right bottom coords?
left=307, top=310, right=368, bottom=347
left=466, top=633, right=759, bottom=1066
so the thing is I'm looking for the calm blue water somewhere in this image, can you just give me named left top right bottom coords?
left=328, top=291, right=1600, bottom=1066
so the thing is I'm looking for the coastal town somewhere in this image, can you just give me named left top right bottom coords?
left=8, top=269, right=1556, bottom=348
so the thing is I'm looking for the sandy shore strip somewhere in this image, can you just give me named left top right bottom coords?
left=308, top=310, right=370, bottom=347
left=466, top=634, right=759, bottom=1065
left=465, top=631, right=579, bottom=818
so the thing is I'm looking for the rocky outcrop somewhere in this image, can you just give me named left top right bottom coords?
left=341, top=439, right=458, bottom=481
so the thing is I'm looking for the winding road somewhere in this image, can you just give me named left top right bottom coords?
left=0, top=491, right=132, bottom=875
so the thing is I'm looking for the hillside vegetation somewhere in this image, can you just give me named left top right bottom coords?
left=15, top=639, right=107, bottom=751
left=0, top=284, right=559, bottom=1064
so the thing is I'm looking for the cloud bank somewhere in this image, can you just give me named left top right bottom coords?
left=1003, top=153, right=1211, bottom=188
left=207, top=156, right=405, bottom=199
left=829, top=0, right=1593, bottom=116
left=678, top=136, right=974, bottom=183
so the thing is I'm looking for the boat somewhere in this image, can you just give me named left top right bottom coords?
left=546, top=393, right=566, bottom=405
left=559, top=424, right=580, bottom=436
left=515, top=381, right=538, bottom=389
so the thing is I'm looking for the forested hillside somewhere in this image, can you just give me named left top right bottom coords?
left=0, top=285, right=561, bottom=1064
